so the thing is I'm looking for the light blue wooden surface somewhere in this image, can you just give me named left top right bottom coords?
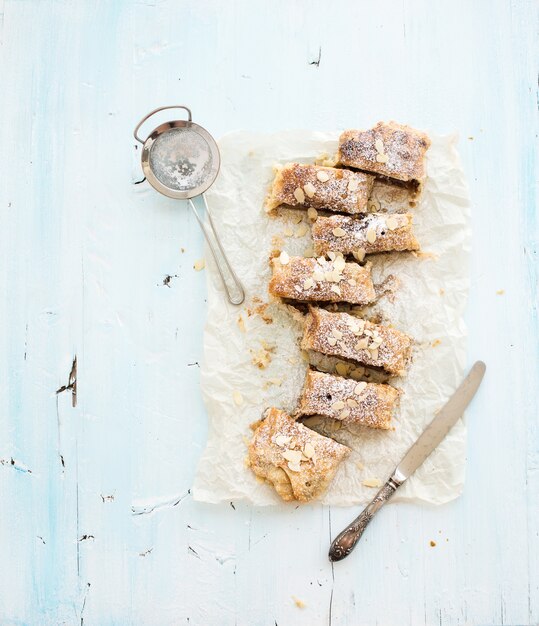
left=0, top=1, right=537, bottom=624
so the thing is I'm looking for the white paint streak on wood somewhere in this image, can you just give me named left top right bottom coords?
left=0, top=0, right=537, bottom=624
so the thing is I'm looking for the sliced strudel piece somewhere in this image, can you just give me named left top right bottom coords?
left=248, top=407, right=350, bottom=502
left=301, top=307, right=412, bottom=377
left=312, top=212, right=419, bottom=257
left=269, top=254, right=376, bottom=305
left=338, top=122, right=431, bottom=182
left=298, top=370, right=399, bottom=430
left=266, top=163, right=374, bottom=214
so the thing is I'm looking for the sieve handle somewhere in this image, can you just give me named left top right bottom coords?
left=133, top=105, right=193, bottom=144
left=189, top=197, right=245, bottom=306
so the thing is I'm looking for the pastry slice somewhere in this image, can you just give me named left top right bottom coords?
left=298, top=370, right=399, bottom=430
left=248, top=407, right=350, bottom=502
left=338, top=121, right=431, bottom=182
left=301, top=307, right=412, bottom=376
left=266, top=163, right=374, bottom=214
left=269, top=254, right=376, bottom=305
left=312, top=212, right=419, bottom=257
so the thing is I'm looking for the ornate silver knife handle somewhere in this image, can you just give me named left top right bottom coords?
left=328, top=474, right=402, bottom=562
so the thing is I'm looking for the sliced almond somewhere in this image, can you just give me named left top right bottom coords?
left=233, top=390, right=244, bottom=406
left=283, top=225, right=294, bottom=237
left=370, top=348, right=379, bottom=360
left=275, top=435, right=292, bottom=447
left=333, top=256, right=346, bottom=272
left=327, top=251, right=336, bottom=261
left=282, top=449, right=303, bottom=464
left=279, top=250, right=290, bottom=265
left=316, top=170, right=330, bottom=182
left=287, top=462, right=302, bottom=472
left=293, top=187, right=305, bottom=204
left=330, top=285, right=341, bottom=296
left=353, top=248, right=366, bottom=262
left=332, top=400, right=346, bottom=411
left=348, top=279, right=357, bottom=286
left=268, top=377, right=283, bottom=386
left=339, top=408, right=351, bottom=419
left=354, top=381, right=368, bottom=396
left=312, top=270, right=324, bottom=281
left=347, top=178, right=359, bottom=192
left=295, top=223, right=309, bottom=238
left=366, top=228, right=377, bottom=244
left=303, top=277, right=315, bottom=290
left=362, top=478, right=382, bottom=488
left=193, top=258, right=205, bottom=271
left=374, top=138, right=385, bottom=153
left=332, top=227, right=346, bottom=238
left=303, top=182, right=316, bottom=198
left=355, top=338, right=369, bottom=350
left=331, top=328, right=343, bottom=340
left=376, top=153, right=389, bottom=164
left=307, top=207, right=318, bottom=221
left=386, top=216, right=399, bottom=231
left=327, top=336, right=337, bottom=346
left=303, top=442, right=315, bottom=459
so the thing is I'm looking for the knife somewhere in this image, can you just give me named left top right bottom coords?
left=328, top=360, right=486, bottom=562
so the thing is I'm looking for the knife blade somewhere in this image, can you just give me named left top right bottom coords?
left=328, top=360, right=486, bottom=562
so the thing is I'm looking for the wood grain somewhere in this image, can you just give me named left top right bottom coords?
left=0, top=0, right=537, bottom=624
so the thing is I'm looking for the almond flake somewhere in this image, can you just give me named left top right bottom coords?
left=333, top=256, right=346, bottom=272
left=307, top=207, right=318, bottom=220
left=312, top=270, right=324, bottom=281
left=316, top=170, right=330, bottom=182
left=362, top=478, right=382, bottom=488
left=293, top=187, right=305, bottom=204
left=332, top=227, right=346, bottom=238
left=303, top=442, right=315, bottom=459
left=332, top=400, right=346, bottom=411
left=386, top=216, right=399, bottom=231
left=366, top=228, right=377, bottom=244
left=347, top=398, right=359, bottom=408
left=287, top=462, right=302, bottom=472
left=347, top=178, right=359, bottom=192
left=354, top=381, right=368, bottom=396
left=348, top=279, right=357, bottom=286
left=268, top=377, right=283, bottom=386
left=328, top=251, right=336, bottom=261
left=353, top=248, right=366, bottom=262
left=317, top=256, right=327, bottom=266
left=327, top=336, right=337, bottom=346
left=355, top=338, right=369, bottom=350
left=330, top=285, right=341, bottom=296
left=303, top=277, right=315, bottom=290
left=282, top=449, right=303, bottom=464
left=339, top=408, right=351, bottom=419
left=376, top=153, right=389, bottom=164
left=279, top=251, right=290, bottom=265
left=303, top=182, right=316, bottom=198
left=233, top=390, right=244, bottom=406
left=193, top=258, right=205, bottom=271
left=295, top=223, right=309, bottom=238
left=331, top=328, right=343, bottom=340
left=283, top=225, right=294, bottom=237
left=335, top=362, right=349, bottom=377
left=374, top=138, right=385, bottom=153
left=370, top=348, right=379, bottom=360
left=275, top=435, right=292, bottom=446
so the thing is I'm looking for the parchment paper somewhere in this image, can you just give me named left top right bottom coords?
left=193, top=131, right=470, bottom=506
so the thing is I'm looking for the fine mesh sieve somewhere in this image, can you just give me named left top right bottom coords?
left=134, top=105, right=245, bottom=305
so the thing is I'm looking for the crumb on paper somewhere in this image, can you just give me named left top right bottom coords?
left=439, top=288, right=445, bottom=295
left=263, top=377, right=283, bottom=389
left=193, top=258, right=205, bottom=271
left=362, top=478, right=382, bottom=488
left=180, top=247, right=185, bottom=253
left=246, top=299, right=273, bottom=324
left=431, top=339, right=442, bottom=348
left=496, top=289, right=505, bottom=295
left=412, top=250, right=437, bottom=260
left=356, top=461, right=364, bottom=470
left=233, top=390, right=244, bottom=406
left=430, top=540, right=436, bottom=547
left=248, top=150, right=255, bottom=157
left=292, top=596, right=306, bottom=609
left=468, top=136, right=474, bottom=141
left=271, top=234, right=284, bottom=248
left=250, top=341, right=275, bottom=369
left=237, top=314, right=246, bottom=333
